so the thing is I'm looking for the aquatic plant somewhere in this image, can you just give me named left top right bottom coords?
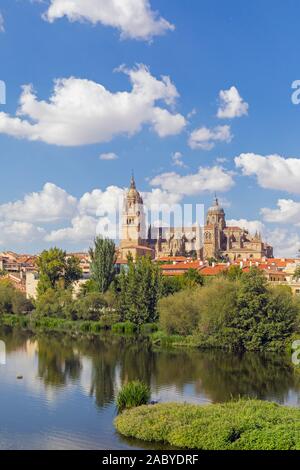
left=116, top=381, right=151, bottom=413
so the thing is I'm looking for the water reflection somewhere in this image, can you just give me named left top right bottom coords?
left=0, top=326, right=300, bottom=449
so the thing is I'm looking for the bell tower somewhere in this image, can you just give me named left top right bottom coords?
left=121, top=173, right=145, bottom=244
left=119, top=174, right=154, bottom=260
left=204, top=196, right=226, bottom=259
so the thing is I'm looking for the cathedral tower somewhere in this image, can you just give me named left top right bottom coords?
left=204, top=196, right=226, bottom=259
left=119, top=174, right=154, bottom=260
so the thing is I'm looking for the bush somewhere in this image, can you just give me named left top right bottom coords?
left=116, top=381, right=151, bottom=413
left=112, top=321, right=137, bottom=335
left=158, top=270, right=300, bottom=352
left=140, top=323, right=158, bottom=335
left=76, top=292, right=108, bottom=321
left=0, top=281, right=33, bottom=315
left=115, top=399, right=300, bottom=450
left=158, top=289, right=200, bottom=336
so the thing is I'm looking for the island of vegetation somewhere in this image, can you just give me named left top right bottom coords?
left=1, top=236, right=300, bottom=353
left=115, top=399, right=300, bottom=450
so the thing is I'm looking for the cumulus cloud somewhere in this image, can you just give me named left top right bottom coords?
left=0, top=221, right=45, bottom=246
left=266, top=228, right=300, bottom=258
left=261, top=199, right=300, bottom=225
left=43, top=0, right=174, bottom=41
left=188, top=125, right=232, bottom=150
left=150, top=166, right=235, bottom=196
left=171, top=151, right=186, bottom=168
left=0, top=183, right=77, bottom=223
left=226, top=218, right=265, bottom=236
left=0, top=65, right=186, bottom=146
left=217, top=86, right=248, bottom=119
left=99, top=152, right=118, bottom=161
left=235, top=153, right=300, bottom=194
left=45, top=215, right=98, bottom=243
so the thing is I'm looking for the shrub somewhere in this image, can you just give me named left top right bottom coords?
left=116, top=381, right=151, bottom=413
left=76, top=292, right=108, bottom=321
left=140, top=323, right=158, bottom=335
left=158, top=289, right=199, bottom=336
left=112, top=321, right=137, bottom=335
left=115, top=399, right=300, bottom=450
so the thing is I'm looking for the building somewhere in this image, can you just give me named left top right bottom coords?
left=119, top=175, right=155, bottom=260
left=203, top=197, right=273, bottom=261
left=119, top=177, right=273, bottom=261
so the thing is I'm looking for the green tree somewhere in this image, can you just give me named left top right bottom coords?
left=225, top=265, right=243, bottom=281
left=183, top=269, right=204, bottom=288
left=37, top=248, right=82, bottom=296
left=293, top=266, right=300, bottom=281
left=89, top=236, right=117, bottom=293
left=115, top=256, right=162, bottom=325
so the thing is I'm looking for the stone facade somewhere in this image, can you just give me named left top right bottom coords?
left=119, top=178, right=273, bottom=261
left=119, top=175, right=155, bottom=260
left=203, top=197, right=273, bottom=261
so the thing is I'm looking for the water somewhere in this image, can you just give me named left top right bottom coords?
left=0, top=326, right=299, bottom=450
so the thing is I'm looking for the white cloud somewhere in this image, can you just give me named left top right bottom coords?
left=171, top=151, right=186, bottom=168
left=0, top=221, right=45, bottom=246
left=99, top=152, right=118, bottom=161
left=46, top=215, right=98, bottom=243
left=188, top=125, right=232, bottom=150
left=261, top=199, right=300, bottom=225
left=142, top=188, right=182, bottom=207
left=0, top=65, right=186, bottom=146
left=235, top=153, right=300, bottom=194
left=226, top=218, right=265, bottom=236
left=0, top=183, right=77, bottom=223
left=43, top=0, right=174, bottom=41
left=79, top=186, right=124, bottom=216
left=217, top=86, right=248, bottom=119
left=150, top=166, right=235, bottom=196
left=0, top=12, right=5, bottom=33
left=266, top=228, right=300, bottom=258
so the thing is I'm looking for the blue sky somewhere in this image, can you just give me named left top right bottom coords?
left=0, top=0, right=300, bottom=255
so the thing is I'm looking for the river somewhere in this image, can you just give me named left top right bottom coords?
left=0, top=326, right=299, bottom=450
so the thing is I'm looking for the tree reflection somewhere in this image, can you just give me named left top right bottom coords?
left=1, top=327, right=300, bottom=410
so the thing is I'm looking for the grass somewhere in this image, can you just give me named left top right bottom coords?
left=116, top=381, right=151, bottom=413
left=115, top=399, right=300, bottom=450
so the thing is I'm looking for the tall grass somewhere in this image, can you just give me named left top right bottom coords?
left=116, top=381, right=151, bottom=413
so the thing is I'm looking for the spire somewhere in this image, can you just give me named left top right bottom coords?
left=214, top=192, right=219, bottom=206
left=130, top=171, right=136, bottom=189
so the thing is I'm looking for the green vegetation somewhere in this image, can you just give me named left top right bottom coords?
left=89, top=236, right=117, bottom=293
left=115, top=399, right=300, bottom=450
left=114, top=256, right=162, bottom=325
left=0, top=280, right=33, bottom=315
left=116, top=381, right=151, bottom=413
left=37, top=248, right=82, bottom=296
left=158, top=269, right=299, bottom=351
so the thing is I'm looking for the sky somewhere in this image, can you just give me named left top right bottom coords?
left=1, top=0, right=300, bottom=256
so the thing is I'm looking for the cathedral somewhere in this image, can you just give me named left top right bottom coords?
left=119, top=177, right=273, bottom=261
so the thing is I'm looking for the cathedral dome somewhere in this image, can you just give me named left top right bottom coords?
left=208, top=197, right=224, bottom=214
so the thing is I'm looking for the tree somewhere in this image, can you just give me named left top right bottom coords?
left=183, top=269, right=204, bottom=288
left=224, top=265, right=243, bottom=281
left=37, top=248, right=82, bottom=296
left=89, top=236, right=117, bottom=293
left=115, top=256, right=162, bottom=325
left=293, top=266, right=300, bottom=281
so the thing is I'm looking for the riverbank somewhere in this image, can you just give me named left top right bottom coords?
left=0, top=314, right=158, bottom=337
left=115, top=399, right=300, bottom=450
left=1, top=314, right=298, bottom=354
